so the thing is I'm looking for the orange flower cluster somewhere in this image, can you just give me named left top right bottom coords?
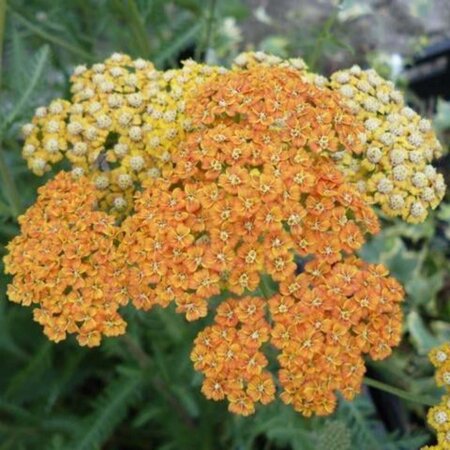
left=272, top=257, right=403, bottom=416
left=4, top=172, right=127, bottom=346
left=120, top=66, right=378, bottom=314
left=6, top=54, right=413, bottom=417
left=192, top=297, right=274, bottom=416
left=118, top=65, right=404, bottom=415
left=191, top=257, right=403, bottom=416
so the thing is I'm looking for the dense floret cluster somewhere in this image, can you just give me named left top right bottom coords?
left=192, top=258, right=403, bottom=416
left=119, top=65, right=378, bottom=315
left=21, top=53, right=225, bottom=214
left=4, top=172, right=127, bottom=346
left=329, top=66, right=446, bottom=222
left=232, top=52, right=446, bottom=223
left=4, top=52, right=446, bottom=418
left=119, top=65, right=404, bottom=415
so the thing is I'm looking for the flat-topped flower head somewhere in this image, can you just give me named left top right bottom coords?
left=120, top=65, right=404, bottom=416
left=3, top=172, right=127, bottom=346
left=13, top=54, right=411, bottom=419
left=191, top=257, right=403, bottom=416
left=329, top=66, right=446, bottom=223
left=21, top=54, right=226, bottom=215
left=120, top=65, right=378, bottom=313
left=192, top=297, right=274, bottom=416
left=273, top=257, right=403, bottom=416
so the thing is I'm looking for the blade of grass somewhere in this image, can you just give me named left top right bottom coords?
left=7, top=8, right=93, bottom=61
left=364, top=376, right=436, bottom=406
left=123, top=0, right=152, bottom=58
left=0, top=0, right=21, bottom=217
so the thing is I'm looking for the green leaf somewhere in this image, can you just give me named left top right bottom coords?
left=6, top=25, right=28, bottom=94
left=406, top=272, right=443, bottom=307
left=381, top=239, right=420, bottom=284
left=316, top=421, right=351, bottom=450
left=5, top=341, right=52, bottom=400
left=437, top=203, right=450, bottom=221
left=407, top=310, right=440, bottom=355
left=339, top=397, right=383, bottom=450
left=2, top=45, right=50, bottom=133
left=71, top=370, right=143, bottom=450
left=8, top=8, right=93, bottom=61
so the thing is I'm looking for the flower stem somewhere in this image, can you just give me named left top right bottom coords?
left=0, top=0, right=4, bottom=82
left=0, top=0, right=22, bottom=218
left=364, top=376, right=436, bottom=407
left=194, top=0, right=218, bottom=61
left=258, top=274, right=274, bottom=299
left=126, top=0, right=151, bottom=58
left=122, top=334, right=196, bottom=428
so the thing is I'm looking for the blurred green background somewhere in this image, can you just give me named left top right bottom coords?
left=0, top=1, right=449, bottom=449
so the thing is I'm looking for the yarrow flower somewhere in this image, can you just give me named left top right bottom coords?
left=118, top=65, right=404, bottom=416
left=423, top=343, right=450, bottom=449
left=21, top=53, right=226, bottom=214
left=4, top=172, right=127, bottom=346
left=120, top=64, right=376, bottom=313
left=329, top=66, right=446, bottom=223
left=12, top=51, right=445, bottom=418
left=193, top=258, right=403, bottom=416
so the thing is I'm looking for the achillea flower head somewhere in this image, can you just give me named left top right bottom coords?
left=423, top=343, right=450, bottom=449
left=120, top=65, right=404, bottom=416
left=192, top=257, right=403, bottom=417
left=273, top=257, right=403, bottom=416
left=192, top=297, right=275, bottom=416
left=329, top=66, right=446, bottom=223
left=3, top=172, right=127, bottom=346
left=11, top=52, right=411, bottom=418
left=21, top=53, right=225, bottom=214
left=120, top=65, right=377, bottom=313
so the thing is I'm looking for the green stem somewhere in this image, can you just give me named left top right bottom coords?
left=258, top=274, right=273, bottom=300
left=364, top=376, right=436, bottom=407
left=121, top=334, right=196, bottom=429
left=125, top=0, right=151, bottom=58
left=194, top=0, right=218, bottom=61
left=0, top=0, right=22, bottom=217
left=307, top=1, right=343, bottom=71
left=0, top=0, right=4, bottom=86
left=8, top=8, right=93, bottom=61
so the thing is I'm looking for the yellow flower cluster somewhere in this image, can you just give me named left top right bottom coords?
left=329, top=66, right=446, bottom=223
left=423, top=343, right=450, bottom=449
left=21, top=53, right=225, bottom=214
left=4, top=172, right=127, bottom=346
